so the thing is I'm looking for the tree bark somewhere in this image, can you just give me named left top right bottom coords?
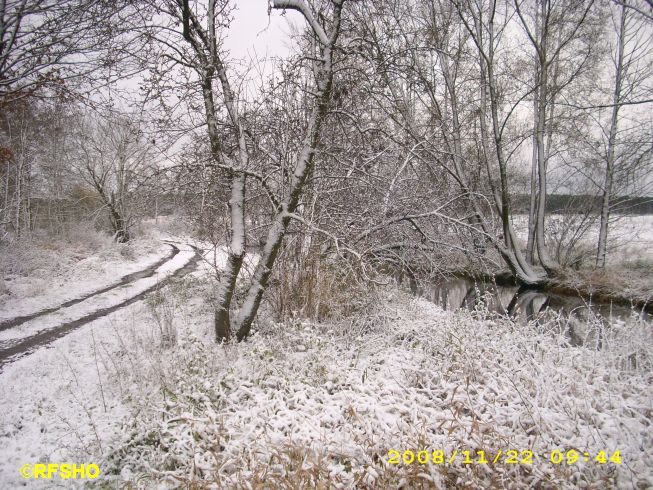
left=531, top=0, right=560, bottom=275
left=214, top=174, right=246, bottom=341
left=596, top=5, right=626, bottom=268
left=526, top=23, right=539, bottom=266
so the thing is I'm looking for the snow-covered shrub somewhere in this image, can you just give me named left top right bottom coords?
left=0, top=222, right=111, bottom=278
left=267, top=243, right=376, bottom=323
left=118, top=242, right=137, bottom=260
left=63, top=220, right=115, bottom=251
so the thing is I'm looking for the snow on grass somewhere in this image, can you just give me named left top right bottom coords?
left=0, top=243, right=196, bottom=348
left=0, top=232, right=650, bottom=489
left=91, top=287, right=652, bottom=489
left=0, top=228, right=169, bottom=321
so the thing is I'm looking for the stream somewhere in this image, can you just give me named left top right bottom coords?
left=411, top=276, right=652, bottom=348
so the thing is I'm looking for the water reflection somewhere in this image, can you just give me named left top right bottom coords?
left=411, top=276, right=652, bottom=348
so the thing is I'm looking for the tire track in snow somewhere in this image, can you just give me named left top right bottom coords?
left=0, top=245, right=202, bottom=370
left=0, top=243, right=180, bottom=332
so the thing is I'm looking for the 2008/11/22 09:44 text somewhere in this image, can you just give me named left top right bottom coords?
left=387, top=449, right=622, bottom=465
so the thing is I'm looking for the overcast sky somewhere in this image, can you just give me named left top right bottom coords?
left=224, top=2, right=295, bottom=61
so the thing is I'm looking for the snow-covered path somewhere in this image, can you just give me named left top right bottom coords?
left=0, top=243, right=179, bottom=332
left=0, top=242, right=200, bottom=369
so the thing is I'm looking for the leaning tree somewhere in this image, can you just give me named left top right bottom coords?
left=134, top=0, right=348, bottom=341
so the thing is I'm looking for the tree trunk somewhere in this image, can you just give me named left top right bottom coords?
left=108, top=201, right=130, bottom=243
left=214, top=173, right=246, bottom=341
left=526, top=5, right=541, bottom=265
left=596, top=5, right=626, bottom=268
left=533, top=54, right=557, bottom=273
left=527, top=92, right=538, bottom=264
left=234, top=88, right=335, bottom=340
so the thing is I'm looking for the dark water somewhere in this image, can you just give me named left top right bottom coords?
left=411, top=276, right=652, bottom=347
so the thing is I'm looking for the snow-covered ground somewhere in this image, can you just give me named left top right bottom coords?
left=602, top=214, right=653, bottom=266
left=0, top=230, right=169, bottom=321
left=0, top=226, right=651, bottom=489
left=2, top=278, right=651, bottom=487
left=511, top=214, right=653, bottom=266
left=0, top=236, right=201, bottom=488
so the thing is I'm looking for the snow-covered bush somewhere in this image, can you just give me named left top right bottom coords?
left=0, top=221, right=111, bottom=277
left=267, top=244, right=376, bottom=323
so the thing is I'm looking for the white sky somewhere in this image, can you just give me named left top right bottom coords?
left=224, top=1, right=295, bottom=61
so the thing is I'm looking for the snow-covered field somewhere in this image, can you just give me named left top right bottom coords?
left=0, top=223, right=651, bottom=489
left=511, top=214, right=653, bottom=266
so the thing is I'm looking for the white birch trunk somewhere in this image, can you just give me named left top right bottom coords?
left=596, top=5, right=626, bottom=268
left=527, top=89, right=539, bottom=264
left=526, top=7, right=540, bottom=265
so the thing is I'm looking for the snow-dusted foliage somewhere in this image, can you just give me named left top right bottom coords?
left=97, top=288, right=653, bottom=489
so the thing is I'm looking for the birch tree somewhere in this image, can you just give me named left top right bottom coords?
left=596, top=3, right=653, bottom=267
left=514, top=0, right=598, bottom=273
left=447, top=0, right=546, bottom=283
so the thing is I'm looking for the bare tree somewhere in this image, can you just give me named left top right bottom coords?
left=447, top=0, right=546, bottom=283
left=613, top=0, right=653, bottom=22
left=596, top=3, right=653, bottom=267
left=0, top=0, right=133, bottom=101
left=134, top=0, right=346, bottom=341
left=0, top=96, right=47, bottom=236
left=513, top=0, right=598, bottom=273
left=336, top=0, right=533, bottom=284
left=67, top=111, right=157, bottom=242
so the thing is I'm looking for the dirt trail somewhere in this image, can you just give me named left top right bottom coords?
left=0, top=245, right=201, bottom=370
left=0, top=243, right=179, bottom=331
